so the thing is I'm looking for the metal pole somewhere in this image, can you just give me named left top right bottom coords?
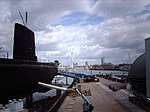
left=75, top=88, right=94, bottom=112
left=38, top=82, right=94, bottom=112
left=66, top=77, right=68, bottom=85
left=38, top=82, right=68, bottom=91
left=19, top=11, right=25, bottom=26
left=26, top=12, right=27, bottom=26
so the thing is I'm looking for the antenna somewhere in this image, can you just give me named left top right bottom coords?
left=26, top=12, right=27, bottom=26
left=19, top=11, right=25, bottom=26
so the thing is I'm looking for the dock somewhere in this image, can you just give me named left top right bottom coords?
left=57, top=77, right=145, bottom=112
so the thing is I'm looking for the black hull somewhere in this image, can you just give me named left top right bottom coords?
left=0, top=23, right=58, bottom=102
left=0, top=59, right=56, bottom=102
left=128, top=53, right=146, bottom=95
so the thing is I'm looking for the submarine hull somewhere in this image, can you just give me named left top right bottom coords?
left=0, top=61, right=56, bottom=102
left=128, top=53, right=146, bottom=95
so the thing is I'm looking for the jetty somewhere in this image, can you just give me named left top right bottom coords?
left=2, top=71, right=147, bottom=112
left=8, top=70, right=147, bottom=112
left=57, top=77, right=145, bottom=112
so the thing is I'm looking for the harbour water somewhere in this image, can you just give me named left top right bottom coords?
left=74, top=67, right=127, bottom=76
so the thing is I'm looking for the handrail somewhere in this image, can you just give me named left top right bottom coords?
left=38, top=81, right=94, bottom=112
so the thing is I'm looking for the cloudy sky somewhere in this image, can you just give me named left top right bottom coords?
left=0, top=0, right=150, bottom=65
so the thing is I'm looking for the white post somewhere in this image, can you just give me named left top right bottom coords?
left=145, top=37, right=150, bottom=97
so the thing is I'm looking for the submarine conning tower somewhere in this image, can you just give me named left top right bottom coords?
left=13, top=23, right=37, bottom=61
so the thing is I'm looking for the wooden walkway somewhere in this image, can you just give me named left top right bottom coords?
left=57, top=78, right=145, bottom=112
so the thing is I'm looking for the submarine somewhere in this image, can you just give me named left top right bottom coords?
left=0, top=23, right=59, bottom=103
left=128, top=53, right=146, bottom=95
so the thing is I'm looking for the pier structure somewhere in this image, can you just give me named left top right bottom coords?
left=58, top=77, right=145, bottom=112
left=57, top=70, right=99, bottom=83
left=57, top=70, right=86, bottom=79
left=29, top=70, right=148, bottom=112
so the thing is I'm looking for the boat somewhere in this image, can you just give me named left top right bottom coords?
left=0, top=23, right=59, bottom=103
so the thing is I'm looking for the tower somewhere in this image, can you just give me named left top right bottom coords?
left=70, top=51, right=74, bottom=68
left=13, top=23, right=37, bottom=61
left=101, top=57, right=105, bottom=65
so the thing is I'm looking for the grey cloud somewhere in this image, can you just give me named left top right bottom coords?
left=8, top=0, right=92, bottom=31
left=93, top=0, right=150, bottom=17
left=1, top=0, right=150, bottom=64
left=0, top=0, right=92, bottom=53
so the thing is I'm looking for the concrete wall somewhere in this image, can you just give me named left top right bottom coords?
left=145, top=37, right=150, bottom=98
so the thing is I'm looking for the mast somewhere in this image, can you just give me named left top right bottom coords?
left=19, top=11, right=28, bottom=27
left=26, top=12, right=27, bottom=26
left=19, top=11, right=25, bottom=26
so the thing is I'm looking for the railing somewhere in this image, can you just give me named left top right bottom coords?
left=48, top=78, right=76, bottom=112
left=57, top=70, right=86, bottom=79
left=75, top=88, right=94, bottom=112
left=39, top=79, right=94, bottom=112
